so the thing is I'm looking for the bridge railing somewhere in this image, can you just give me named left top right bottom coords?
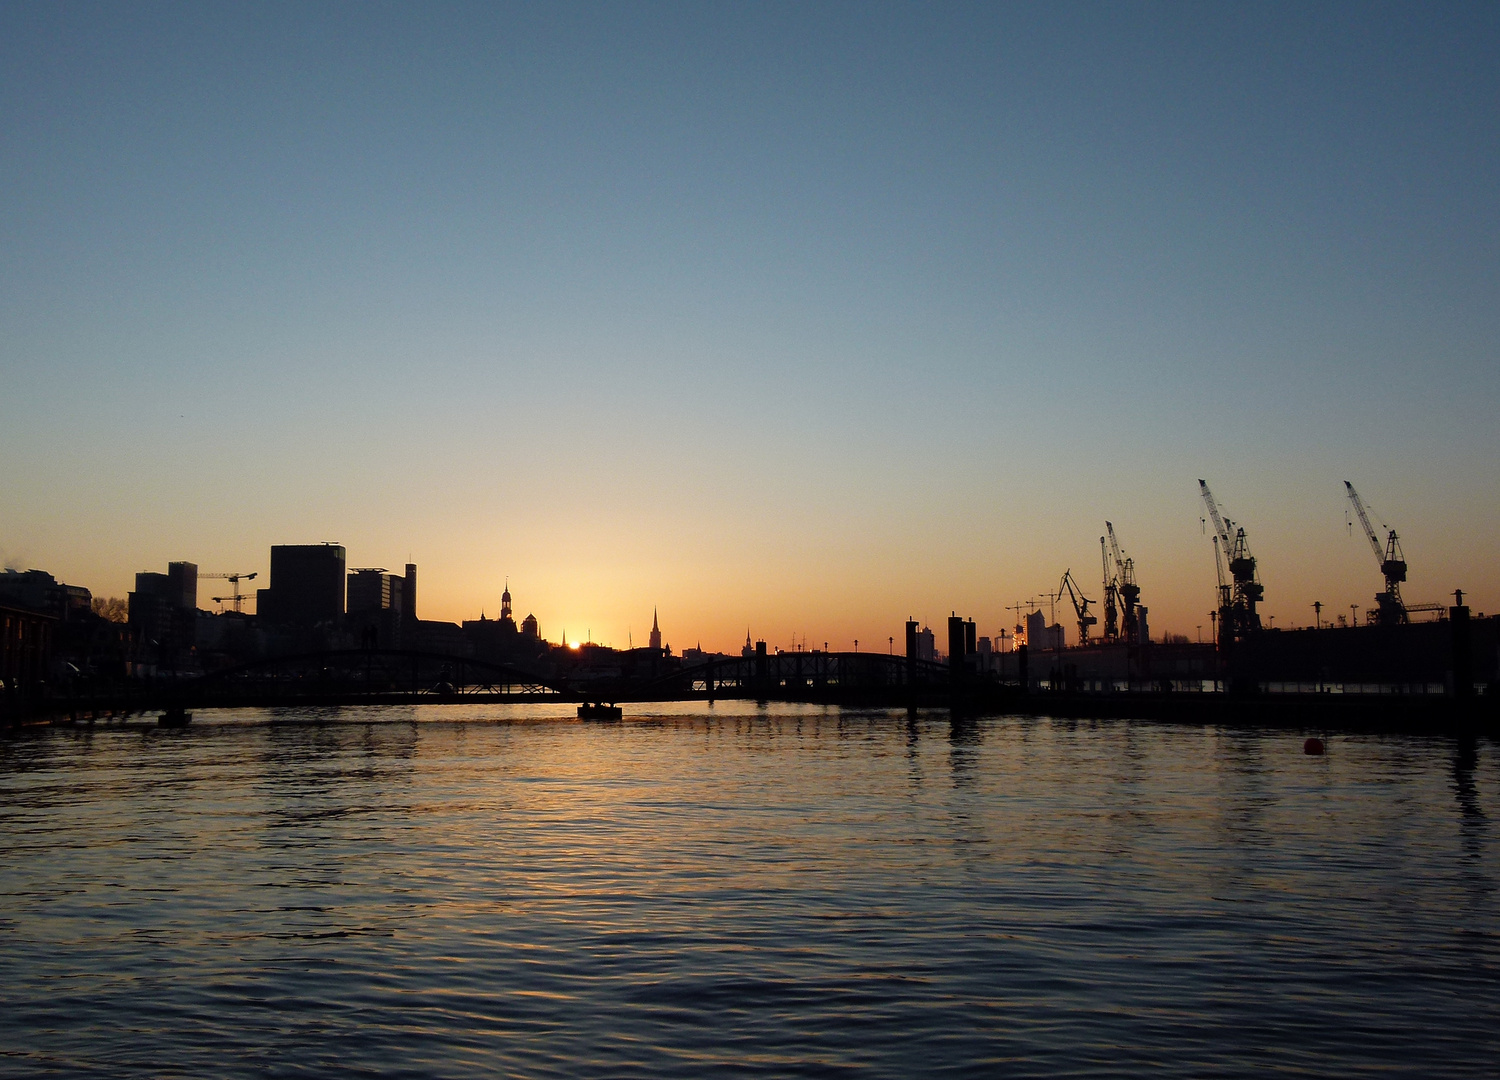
left=647, top=652, right=954, bottom=698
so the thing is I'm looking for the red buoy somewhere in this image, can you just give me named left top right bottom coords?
left=1304, top=737, right=1325, bottom=756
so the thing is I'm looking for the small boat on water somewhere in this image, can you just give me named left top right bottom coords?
left=578, top=703, right=623, bottom=722
left=157, top=706, right=192, bottom=728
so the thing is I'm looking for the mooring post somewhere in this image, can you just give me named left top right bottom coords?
left=1451, top=589, right=1473, bottom=699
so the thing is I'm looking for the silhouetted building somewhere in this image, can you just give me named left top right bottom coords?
left=257, top=544, right=346, bottom=627
left=0, top=568, right=92, bottom=623
left=348, top=568, right=407, bottom=649
left=1, top=602, right=55, bottom=693
left=194, top=609, right=266, bottom=668
left=463, top=581, right=553, bottom=664
left=916, top=624, right=936, bottom=663
left=348, top=569, right=405, bottom=617
left=1137, top=606, right=1150, bottom=645
left=414, top=619, right=469, bottom=656
left=680, top=644, right=724, bottom=665
left=128, top=561, right=199, bottom=666
left=167, top=561, right=197, bottom=610
left=499, top=581, right=514, bottom=629
left=648, top=608, right=663, bottom=655
left=1025, top=610, right=1064, bottom=651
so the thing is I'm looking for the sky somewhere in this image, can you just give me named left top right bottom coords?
left=2, top=1, right=1497, bottom=651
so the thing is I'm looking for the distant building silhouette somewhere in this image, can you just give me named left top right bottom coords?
left=0, top=568, right=92, bottom=623
left=347, top=569, right=404, bottom=616
left=1, top=601, right=55, bottom=692
left=649, top=608, right=662, bottom=654
left=257, top=544, right=345, bottom=627
left=348, top=567, right=407, bottom=649
left=462, top=580, right=552, bottom=664
left=128, top=561, right=198, bottom=665
left=916, top=624, right=936, bottom=663
left=1025, top=610, right=1064, bottom=650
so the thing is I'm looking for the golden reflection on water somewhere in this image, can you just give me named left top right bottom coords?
left=0, top=705, right=1494, bottom=1077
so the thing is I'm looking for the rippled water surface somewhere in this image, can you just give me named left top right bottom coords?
left=2, top=704, right=1496, bottom=1077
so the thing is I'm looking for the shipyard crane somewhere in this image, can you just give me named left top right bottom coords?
left=203, top=571, right=258, bottom=613
left=1058, top=568, right=1098, bottom=647
left=1100, top=537, right=1119, bottom=643
left=1105, top=521, right=1141, bottom=646
left=1343, top=481, right=1408, bottom=626
left=1198, top=480, right=1263, bottom=644
left=1211, top=535, right=1231, bottom=610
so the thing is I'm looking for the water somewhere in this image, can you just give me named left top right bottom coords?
left=1, top=703, right=1495, bottom=1077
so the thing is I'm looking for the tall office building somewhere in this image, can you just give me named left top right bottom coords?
left=128, top=560, right=198, bottom=662
left=347, top=570, right=404, bottom=616
left=256, top=544, right=346, bottom=626
left=347, top=566, right=407, bottom=649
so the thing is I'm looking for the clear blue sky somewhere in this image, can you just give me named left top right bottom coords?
left=3, top=2, right=1497, bottom=646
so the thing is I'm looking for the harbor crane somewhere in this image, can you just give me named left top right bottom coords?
left=203, top=571, right=257, bottom=613
left=1198, top=480, right=1263, bottom=645
left=1101, top=537, right=1118, bottom=642
left=1343, top=481, right=1407, bottom=626
left=1058, top=568, right=1098, bottom=647
left=1211, top=535, right=1232, bottom=612
left=1103, top=521, right=1141, bottom=645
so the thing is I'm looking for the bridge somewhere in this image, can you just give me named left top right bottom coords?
left=28, top=646, right=1494, bottom=733
left=42, top=647, right=981, bottom=716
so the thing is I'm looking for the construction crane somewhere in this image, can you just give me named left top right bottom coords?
left=203, top=571, right=258, bottom=613
left=1198, top=480, right=1263, bottom=644
left=1006, top=600, right=1030, bottom=647
left=1058, top=568, right=1098, bottom=647
left=1104, top=521, right=1141, bottom=646
left=1343, top=481, right=1407, bottom=626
